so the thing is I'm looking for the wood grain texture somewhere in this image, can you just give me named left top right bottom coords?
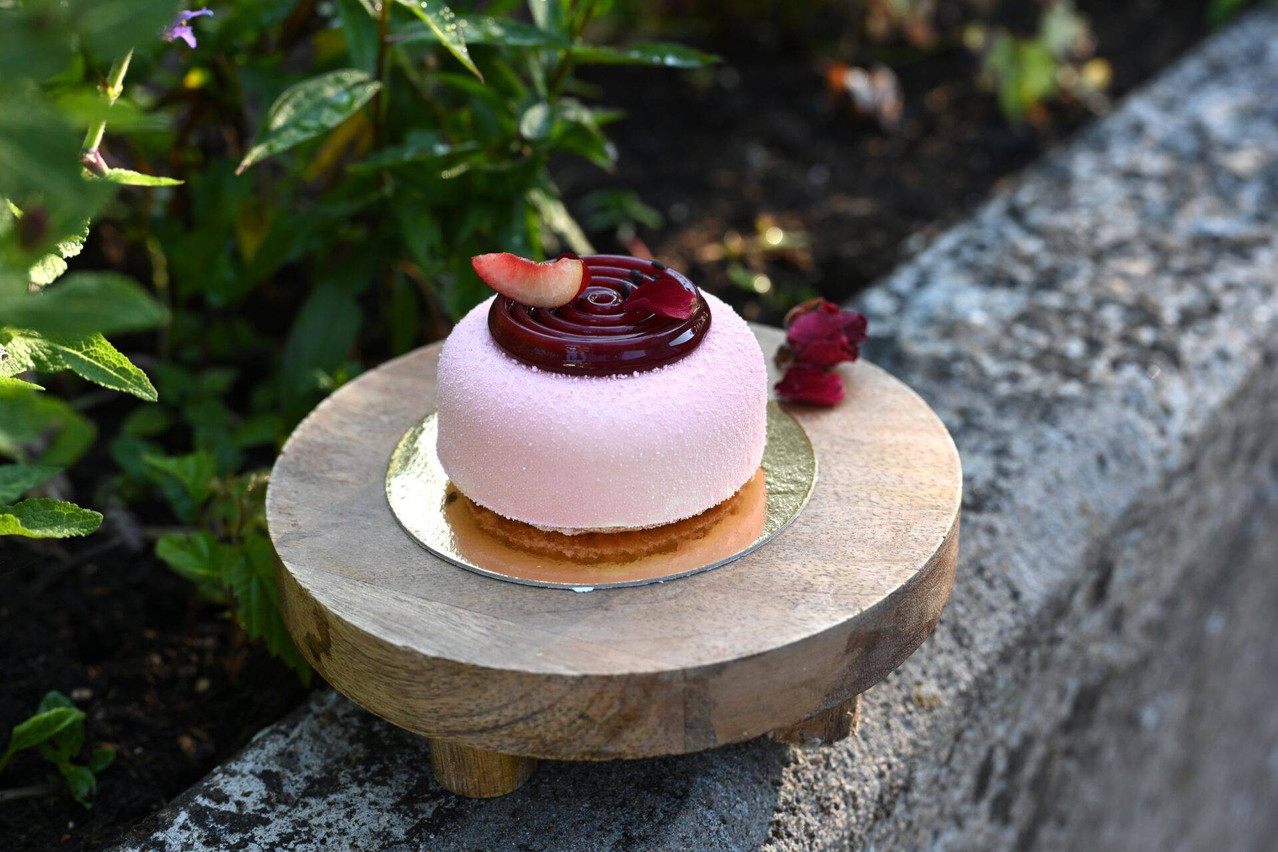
left=428, top=740, right=537, bottom=798
left=769, top=695, right=862, bottom=748
left=267, top=326, right=962, bottom=760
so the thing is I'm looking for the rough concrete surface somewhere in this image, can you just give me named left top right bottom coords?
left=119, top=10, right=1278, bottom=852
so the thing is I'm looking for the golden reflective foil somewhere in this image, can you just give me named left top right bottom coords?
left=385, top=402, right=816, bottom=589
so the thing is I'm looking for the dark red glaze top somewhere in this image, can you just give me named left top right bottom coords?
left=488, top=254, right=711, bottom=375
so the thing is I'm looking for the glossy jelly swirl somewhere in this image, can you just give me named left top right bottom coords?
left=488, top=254, right=711, bottom=375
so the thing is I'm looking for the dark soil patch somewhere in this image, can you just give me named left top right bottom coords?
left=0, top=524, right=306, bottom=851
left=564, top=0, right=1224, bottom=323
left=1, top=1, right=1226, bottom=849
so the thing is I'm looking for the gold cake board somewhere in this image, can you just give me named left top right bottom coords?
left=266, top=325, right=962, bottom=798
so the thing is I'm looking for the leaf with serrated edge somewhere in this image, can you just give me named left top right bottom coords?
left=0, top=377, right=44, bottom=391
left=1, top=331, right=157, bottom=401
left=237, top=70, right=381, bottom=173
left=0, top=498, right=102, bottom=538
left=29, top=254, right=67, bottom=287
left=228, top=536, right=311, bottom=683
left=395, top=1, right=482, bottom=80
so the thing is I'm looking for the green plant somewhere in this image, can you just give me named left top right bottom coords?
left=1, top=2, right=178, bottom=539
left=579, top=188, right=663, bottom=249
left=150, top=461, right=311, bottom=682
left=965, top=0, right=1109, bottom=123
left=3, top=0, right=712, bottom=679
left=0, top=691, right=115, bottom=808
left=92, top=1, right=714, bottom=679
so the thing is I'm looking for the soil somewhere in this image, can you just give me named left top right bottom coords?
left=0, top=1, right=1226, bottom=849
left=565, top=0, right=1225, bottom=324
left=0, top=518, right=307, bottom=852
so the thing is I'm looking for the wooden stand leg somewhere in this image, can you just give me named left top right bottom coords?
left=429, top=739, right=537, bottom=798
left=769, top=694, right=862, bottom=748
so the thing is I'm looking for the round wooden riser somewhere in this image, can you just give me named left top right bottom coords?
left=267, top=326, right=961, bottom=798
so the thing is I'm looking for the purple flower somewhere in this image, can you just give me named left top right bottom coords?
left=161, top=9, right=213, bottom=49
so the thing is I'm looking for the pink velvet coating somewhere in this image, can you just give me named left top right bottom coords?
left=435, top=293, right=768, bottom=532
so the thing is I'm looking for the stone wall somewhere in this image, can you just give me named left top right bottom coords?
left=118, top=9, right=1278, bottom=851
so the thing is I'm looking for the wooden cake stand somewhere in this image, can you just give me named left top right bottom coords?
left=266, top=326, right=961, bottom=798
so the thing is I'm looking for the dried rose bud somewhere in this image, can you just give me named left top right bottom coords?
left=775, top=363, right=846, bottom=406
left=785, top=300, right=868, bottom=369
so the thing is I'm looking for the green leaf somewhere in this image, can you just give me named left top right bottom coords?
left=528, top=187, right=593, bottom=255
left=53, top=89, right=169, bottom=135
left=528, top=0, right=567, bottom=35
left=0, top=330, right=158, bottom=401
left=228, top=535, right=311, bottom=684
left=237, top=70, right=382, bottom=174
left=25, top=219, right=88, bottom=288
left=0, top=377, right=43, bottom=392
left=119, top=405, right=174, bottom=438
left=0, top=95, right=111, bottom=253
left=156, top=530, right=227, bottom=603
left=540, top=99, right=616, bottom=169
left=1, top=707, right=84, bottom=767
left=0, top=272, right=167, bottom=337
left=349, top=132, right=479, bottom=172
left=37, top=690, right=75, bottom=713
left=519, top=102, right=555, bottom=141
left=99, top=169, right=183, bottom=187
left=0, top=463, right=60, bottom=503
left=59, top=763, right=96, bottom=806
left=337, top=0, right=381, bottom=74
left=278, top=276, right=363, bottom=407
left=395, top=1, right=483, bottom=80
left=394, top=15, right=566, bottom=48
left=143, top=451, right=217, bottom=507
left=568, top=41, right=719, bottom=68
left=393, top=189, right=444, bottom=272
left=231, top=413, right=282, bottom=449
left=0, top=387, right=95, bottom=467
left=29, top=254, right=68, bottom=288
left=87, top=746, right=115, bottom=774
left=0, top=498, right=103, bottom=538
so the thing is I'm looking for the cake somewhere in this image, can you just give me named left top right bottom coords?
left=435, top=253, right=768, bottom=534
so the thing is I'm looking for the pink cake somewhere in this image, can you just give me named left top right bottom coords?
left=435, top=254, right=768, bottom=533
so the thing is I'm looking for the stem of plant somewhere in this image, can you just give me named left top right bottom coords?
left=82, top=50, right=134, bottom=174
left=0, top=782, right=62, bottom=805
left=372, top=0, right=393, bottom=149
left=548, top=0, right=600, bottom=97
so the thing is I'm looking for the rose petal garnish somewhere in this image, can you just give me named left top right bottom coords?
left=624, top=276, right=697, bottom=320
left=775, top=363, right=846, bottom=406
